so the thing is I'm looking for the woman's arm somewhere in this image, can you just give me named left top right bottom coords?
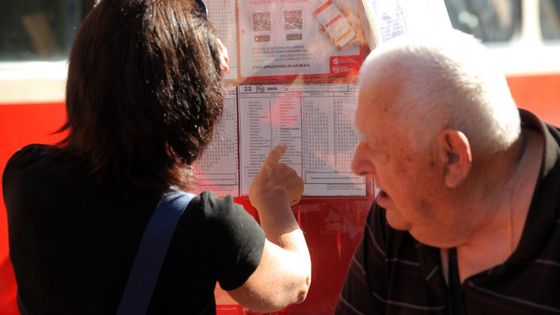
left=228, top=144, right=311, bottom=312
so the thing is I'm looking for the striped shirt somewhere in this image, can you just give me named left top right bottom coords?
left=335, top=109, right=560, bottom=315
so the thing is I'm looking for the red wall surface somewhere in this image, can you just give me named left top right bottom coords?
left=507, top=74, right=560, bottom=126
left=0, top=103, right=67, bottom=315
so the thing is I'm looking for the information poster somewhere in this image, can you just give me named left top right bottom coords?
left=193, top=87, right=239, bottom=197
left=237, top=0, right=363, bottom=79
left=207, top=0, right=239, bottom=81
left=238, top=83, right=366, bottom=196
left=192, top=1, right=377, bottom=197
left=367, top=0, right=451, bottom=44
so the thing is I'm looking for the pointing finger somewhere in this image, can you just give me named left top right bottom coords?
left=264, top=144, right=287, bottom=166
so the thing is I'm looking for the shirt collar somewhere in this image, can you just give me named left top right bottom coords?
left=509, top=109, right=560, bottom=262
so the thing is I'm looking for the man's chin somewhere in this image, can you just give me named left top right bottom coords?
left=385, top=210, right=412, bottom=231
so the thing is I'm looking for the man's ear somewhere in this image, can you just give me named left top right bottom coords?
left=437, top=130, right=472, bottom=188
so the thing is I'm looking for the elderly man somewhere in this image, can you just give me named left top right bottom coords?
left=336, top=30, right=560, bottom=314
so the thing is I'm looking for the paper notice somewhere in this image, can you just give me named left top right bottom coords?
left=238, top=83, right=366, bottom=196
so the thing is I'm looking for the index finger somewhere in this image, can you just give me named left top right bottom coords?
left=264, top=144, right=287, bottom=166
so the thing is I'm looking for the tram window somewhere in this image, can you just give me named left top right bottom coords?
left=444, top=0, right=521, bottom=42
left=541, top=0, right=560, bottom=40
left=0, top=1, right=95, bottom=61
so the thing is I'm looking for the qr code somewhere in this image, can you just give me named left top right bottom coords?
left=252, top=11, right=271, bottom=32
left=283, top=9, right=303, bottom=30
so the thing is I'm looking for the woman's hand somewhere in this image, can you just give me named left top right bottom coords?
left=216, top=37, right=230, bottom=72
left=231, top=144, right=310, bottom=312
left=249, top=144, right=304, bottom=211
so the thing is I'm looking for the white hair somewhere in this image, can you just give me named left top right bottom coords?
left=359, top=29, right=521, bottom=153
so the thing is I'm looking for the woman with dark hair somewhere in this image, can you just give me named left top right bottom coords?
left=2, top=0, right=311, bottom=314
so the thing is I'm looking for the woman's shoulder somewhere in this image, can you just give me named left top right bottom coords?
left=190, top=191, right=252, bottom=222
left=7, top=143, right=57, bottom=161
left=3, top=144, right=62, bottom=177
left=184, top=190, right=262, bottom=238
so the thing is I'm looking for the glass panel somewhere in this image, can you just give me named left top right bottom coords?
left=444, top=0, right=521, bottom=42
left=541, top=0, right=560, bottom=40
left=0, top=1, right=94, bottom=61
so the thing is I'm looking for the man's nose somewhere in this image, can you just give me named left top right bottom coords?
left=351, top=142, right=375, bottom=176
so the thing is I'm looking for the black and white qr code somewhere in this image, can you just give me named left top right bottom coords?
left=283, top=9, right=303, bottom=30
left=252, top=11, right=271, bottom=32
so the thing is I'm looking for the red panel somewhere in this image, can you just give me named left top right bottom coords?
left=0, top=257, right=18, bottom=315
left=236, top=197, right=372, bottom=315
left=0, top=102, right=67, bottom=315
left=507, top=74, right=560, bottom=126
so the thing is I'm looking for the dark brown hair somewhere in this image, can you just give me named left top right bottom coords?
left=61, top=0, right=224, bottom=194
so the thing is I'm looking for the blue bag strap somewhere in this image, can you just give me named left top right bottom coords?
left=116, top=188, right=196, bottom=315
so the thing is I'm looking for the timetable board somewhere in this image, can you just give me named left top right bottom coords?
left=193, top=84, right=366, bottom=197
left=194, top=0, right=372, bottom=197
left=192, top=87, right=239, bottom=196
left=238, top=83, right=365, bottom=196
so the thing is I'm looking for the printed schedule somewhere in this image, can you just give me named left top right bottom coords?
left=239, top=83, right=366, bottom=196
left=206, top=0, right=239, bottom=81
left=193, top=87, right=239, bottom=197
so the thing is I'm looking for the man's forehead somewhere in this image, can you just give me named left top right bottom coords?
left=354, top=100, right=371, bottom=132
left=354, top=105, right=379, bottom=142
left=358, top=74, right=400, bottom=109
left=356, top=88, right=385, bottom=128
left=354, top=91, right=404, bottom=146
